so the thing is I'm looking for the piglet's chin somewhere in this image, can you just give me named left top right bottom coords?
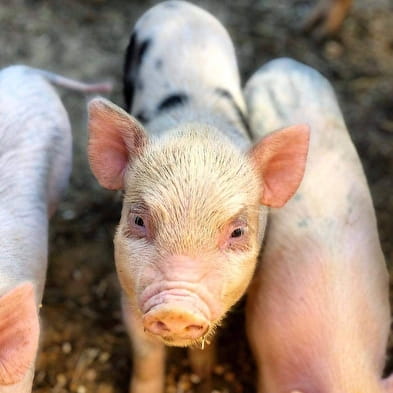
left=148, top=331, right=212, bottom=348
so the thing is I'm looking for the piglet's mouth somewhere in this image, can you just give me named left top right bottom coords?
left=141, top=290, right=211, bottom=346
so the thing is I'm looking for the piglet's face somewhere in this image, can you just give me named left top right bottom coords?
left=115, top=127, right=264, bottom=346
left=88, top=97, right=309, bottom=347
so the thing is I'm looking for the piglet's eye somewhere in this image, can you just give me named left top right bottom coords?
left=134, top=216, right=145, bottom=227
left=126, top=211, right=152, bottom=240
left=231, top=228, right=244, bottom=238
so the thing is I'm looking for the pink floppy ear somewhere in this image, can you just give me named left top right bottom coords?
left=0, top=283, right=39, bottom=385
left=87, top=97, right=147, bottom=190
left=249, top=124, right=310, bottom=208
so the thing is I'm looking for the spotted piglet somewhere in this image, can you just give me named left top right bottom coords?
left=245, top=58, right=393, bottom=393
left=87, top=2, right=309, bottom=393
left=0, top=65, right=110, bottom=393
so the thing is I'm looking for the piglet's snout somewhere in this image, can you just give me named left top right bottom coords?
left=142, top=291, right=210, bottom=342
left=143, top=305, right=208, bottom=339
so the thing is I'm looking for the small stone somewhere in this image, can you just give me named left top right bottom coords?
left=62, top=342, right=72, bottom=354
left=178, top=376, right=191, bottom=392
left=85, top=368, right=97, bottom=381
left=323, top=40, right=344, bottom=60
left=56, top=373, right=67, bottom=387
left=99, top=351, right=110, bottom=363
left=73, top=269, right=82, bottom=280
left=213, top=364, right=225, bottom=375
left=86, top=348, right=100, bottom=360
left=61, top=209, right=77, bottom=220
left=189, top=374, right=201, bottom=384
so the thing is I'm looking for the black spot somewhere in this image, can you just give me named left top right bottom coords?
left=155, top=59, right=163, bottom=69
left=157, top=93, right=189, bottom=112
left=135, top=111, right=150, bottom=124
left=123, top=32, right=152, bottom=112
left=214, top=87, right=251, bottom=137
left=137, top=39, right=151, bottom=66
left=123, top=32, right=137, bottom=112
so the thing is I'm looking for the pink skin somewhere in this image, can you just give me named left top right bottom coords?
left=244, top=58, right=392, bottom=393
left=0, top=284, right=38, bottom=386
left=138, top=256, right=223, bottom=344
left=137, top=217, right=256, bottom=341
left=132, top=216, right=247, bottom=330
left=0, top=65, right=109, bottom=392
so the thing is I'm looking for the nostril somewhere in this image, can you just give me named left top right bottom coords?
left=154, top=321, right=170, bottom=332
left=185, top=324, right=204, bottom=332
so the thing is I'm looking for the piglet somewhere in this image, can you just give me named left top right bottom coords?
left=244, top=58, right=392, bottom=393
left=0, top=64, right=110, bottom=393
left=87, top=2, right=309, bottom=392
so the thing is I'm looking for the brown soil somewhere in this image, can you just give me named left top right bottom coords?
left=0, top=0, right=393, bottom=392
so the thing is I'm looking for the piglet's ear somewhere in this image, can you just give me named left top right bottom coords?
left=0, top=283, right=39, bottom=385
left=249, top=124, right=310, bottom=208
left=88, top=97, right=147, bottom=190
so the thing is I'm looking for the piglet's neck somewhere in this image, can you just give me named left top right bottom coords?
left=144, top=94, right=251, bottom=150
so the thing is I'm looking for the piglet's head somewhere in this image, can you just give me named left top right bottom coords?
left=88, top=97, right=309, bottom=347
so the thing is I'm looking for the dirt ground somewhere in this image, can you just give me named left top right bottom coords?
left=1, top=0, right=393, bottom=392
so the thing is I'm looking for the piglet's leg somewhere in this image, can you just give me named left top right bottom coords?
left=0, top=283, right=39, bottom=386
left=188, top=341, right=215, bottom=393
left=188, top=339, right=215, bottom=378
left=122, top=294, right=166, bottom=393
